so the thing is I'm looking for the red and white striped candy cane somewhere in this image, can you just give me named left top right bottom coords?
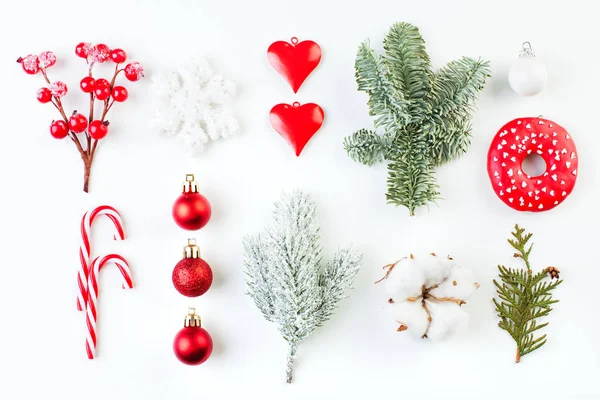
left=77, top=206, right=125, bottom=311
left=85, top=253, right=133, bottom=359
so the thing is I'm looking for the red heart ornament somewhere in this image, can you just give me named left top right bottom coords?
left=269, top=102, right=325, bottom=156
left=267, top=37, right=322, bottom=93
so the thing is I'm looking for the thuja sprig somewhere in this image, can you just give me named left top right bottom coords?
left=17, top=43, right=144, bottom=192
left=493, top=224, right=562, bottom=363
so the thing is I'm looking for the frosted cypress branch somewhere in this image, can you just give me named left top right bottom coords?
left=243, top=190, right=362, bottom=383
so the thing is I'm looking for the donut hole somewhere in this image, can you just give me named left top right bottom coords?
left=521, top=154, right=547, bottom=177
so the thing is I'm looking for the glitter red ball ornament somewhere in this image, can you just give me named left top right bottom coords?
left=172, top=174, right=212, bottom=231
left=172, top=239, right=213, bottom=297
left=173, top=308, right=213, bottom=366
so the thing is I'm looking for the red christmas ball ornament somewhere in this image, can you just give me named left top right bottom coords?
left=172, top=239, right=213, bottom=297
left=172, top=174, right=212, bottom=231
left=173, top=308, right=213, bottom=366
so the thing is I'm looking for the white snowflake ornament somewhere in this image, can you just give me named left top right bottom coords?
left=378, top=253, right=479, bottom=340
left=150, top=57, right=239, bottom=154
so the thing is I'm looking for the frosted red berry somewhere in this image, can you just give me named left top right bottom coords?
left=75, top=42, right=92, bottom=59
left=112, top=86, right=128, bottom=102
left=88, top=120, right=109, bottom=139
left=124, top=62, right=144, bottom=81
left=110, top=48, right=127, bottom=63
left=94, top=85, right=111, bottom=101
left=90, top=44, right=111, bottom=63
left=50, top=120, right=69, bottom=139
left=37, top=88, right=52, bottom=103
left=38, top=51, right=57, bottom=68
left=50, top=81, right=68, bottom=97
left=68, top=112, right=88, bottom=133
left=80, top=77, right=96, bottom=93
left=18, top=54, right=40, bottom=74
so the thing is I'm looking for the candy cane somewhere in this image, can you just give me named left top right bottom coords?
left=77, top=206, right=125, bottom=311
left=85, top=254, right=133, bottom=359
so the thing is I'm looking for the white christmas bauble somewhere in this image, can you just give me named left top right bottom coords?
left=508, top=55, right=547, bottom=96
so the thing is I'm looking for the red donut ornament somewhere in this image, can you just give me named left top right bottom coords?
left=487, top=117, right=578, bottom=212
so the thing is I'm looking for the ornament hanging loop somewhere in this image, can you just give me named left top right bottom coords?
left=184, top=238, right=201, bottom=258
left=184, top=307, right=202, bottom=327
left=291, top=37, right=299, bottom=45
left=292, top=101, right=300, bottom=108
left=519, top=41, right=535, bottom=57
left=182, top=173, right=199, bottom=193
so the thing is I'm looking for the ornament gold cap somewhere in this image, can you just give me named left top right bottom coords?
left=182, top=174, right=199, bottom=193
left=183, top=238, right=201, bottom=259
left=184, top=307, right=202, bottom=327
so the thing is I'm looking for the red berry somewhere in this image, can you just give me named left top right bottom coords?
left=38, top=51, right=56, bottom=68
left=80, top=77, right=96, bottom=93
left=112, top=86, right=128, bottom=102
left=90, top=44, right=111, bottom=63
left=95, top=78, right=110, bottom=87
left=110, top=48, right=127, bottom=63
left=50, top=120, right=69, bottom=139
left=124, top=62, right=144, bottom=81
left=18, top=54, right=40, bottom=74
left=50, top=81, right=68, bottom=97
left=94, top=85, right=111, bottom=101
left=75, top=42, right=92, bottom=59
left=68, top=113, right=88, bottom=133
left=88, top=120, right=109, bottom=139
left=37, top=88, right=52, bottom=103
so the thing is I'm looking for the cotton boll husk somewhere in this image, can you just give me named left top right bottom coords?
left=418, top=254, right=453, bottom=287
left=388, top=300, right=429, bottom=338
left=429, top=263, right=478, bottom=300
left=384, top=258, right=426, bottom=301
left=425, top=301, right=469, bottom=341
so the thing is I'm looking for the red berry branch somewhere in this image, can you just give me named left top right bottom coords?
left=17, top=43, right=144, bottom=192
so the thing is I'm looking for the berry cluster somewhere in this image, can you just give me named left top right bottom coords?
left=17, top=43, right=144, bottom=192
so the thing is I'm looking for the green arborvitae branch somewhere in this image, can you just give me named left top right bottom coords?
left=492, top=224, right=562, bottom=363
left=343, top=129, right=393, bottom=166
left=345, top=23, right=490, bottom=215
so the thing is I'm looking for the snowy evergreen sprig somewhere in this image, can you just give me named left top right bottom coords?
left=345, top=22, right=491, bottom=215
left=150, top=57, right=239, bottom=155
left=243, top=190, right=362, bottom=383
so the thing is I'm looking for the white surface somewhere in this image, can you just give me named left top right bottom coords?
left=0, top=0, right=599, bottom=398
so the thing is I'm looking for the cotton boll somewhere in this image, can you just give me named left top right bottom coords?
left=388, top=300, right=429, bottom=338
left=425, top=301, right=469, bottom=341
left=384, top=257, right=426, bottom=301
left=429, top=264, right=478, bottom=300
left=419, top=253, right=452, bottom=287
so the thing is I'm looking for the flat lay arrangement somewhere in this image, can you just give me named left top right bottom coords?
left=8, top=4, right=597, bottom=397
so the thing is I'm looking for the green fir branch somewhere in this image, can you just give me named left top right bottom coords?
left=344, top=22, right=490, bottom=215
left=355, top=42, right=410, bottom=130
left=492, top=225, right=563, bottom=363
left=343, top=129, right=393, bottom=166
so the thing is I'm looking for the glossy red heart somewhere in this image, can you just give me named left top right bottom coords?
left=267, top=37, right=322, bottom=93
left=269, top=102, right=325, bottom=156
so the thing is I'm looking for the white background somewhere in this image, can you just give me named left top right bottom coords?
left=0, top=0, right=598, bottom=398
